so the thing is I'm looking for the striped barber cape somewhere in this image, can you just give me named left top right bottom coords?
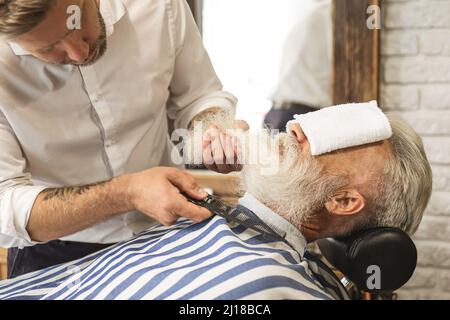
left=0, top=216, right=335, bottom=300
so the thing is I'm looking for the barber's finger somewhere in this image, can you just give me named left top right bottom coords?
left=202, top=126, right=240, bottom=173
left=202, top=129, right=212, bottom=149
left=234, top=120, right=250, bottom=131
left=202, top=125, right=221, bottom=148
left=210, top=128, right=225, bottom=164
left=158, top=190, right=180, bottom=226
left=171, top=193, right=213, bottom=223
left=202, top=134, right=221, bottom=172
left=232, top=135, right=239, bottom=155
left=221, top=133, right=236, bottom=165
left=216, top=132, right=240, bottom=173
left=202, top=132, right=218, bottom=171
left=159, top=210, right=179, bottom=226
left=167, top=169, right=208, bottom=200
left=226, top=134, right=243, bottom=171
left=202, top=141, right=216, bottom=166
left=211, top=128, right=233, bottom=173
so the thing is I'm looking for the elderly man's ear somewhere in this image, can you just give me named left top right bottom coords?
left=325, top=190, right=366, bottom=216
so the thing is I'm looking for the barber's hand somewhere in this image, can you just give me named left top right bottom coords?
left=126, top=167, right=212, bottom=226
left=202, top=120, right=250, bottom=174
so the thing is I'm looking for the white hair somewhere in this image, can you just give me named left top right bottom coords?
left=368, top=114, right=433, bottom=235
left=240, top=133, right=348, bottom=226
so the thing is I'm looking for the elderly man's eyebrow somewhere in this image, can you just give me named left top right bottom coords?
left=36, top=29, right=77, bottom=53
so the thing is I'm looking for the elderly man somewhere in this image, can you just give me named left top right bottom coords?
left=0, top=105, right=432, bottom=300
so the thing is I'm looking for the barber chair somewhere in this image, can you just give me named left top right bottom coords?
left=307, top=227, right=417, bottom=300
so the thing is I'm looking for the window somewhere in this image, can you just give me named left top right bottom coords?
left=202, top=0, right=316, bottom=129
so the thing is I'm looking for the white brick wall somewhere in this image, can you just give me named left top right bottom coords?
left=381, top=0, right=450, bottom=300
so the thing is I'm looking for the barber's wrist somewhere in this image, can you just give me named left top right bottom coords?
left=189, top=107, right=223, bottom=129
left=109, top=174, right=136, bottom=214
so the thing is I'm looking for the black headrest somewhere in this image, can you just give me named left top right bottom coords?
left=317, top=227, right=417, bottom=293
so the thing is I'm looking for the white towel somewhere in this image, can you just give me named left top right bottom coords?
left=286, top=101, right=392, bottom=156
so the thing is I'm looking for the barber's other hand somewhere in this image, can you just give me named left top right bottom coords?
left=202, top=120, right=250, bottom=174
left=126, top=167, right=212, bottom=226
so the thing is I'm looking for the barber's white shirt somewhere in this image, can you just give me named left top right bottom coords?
left=270, top=0, right=333, bottom=109
left=0, top=0, right=236, bottom=248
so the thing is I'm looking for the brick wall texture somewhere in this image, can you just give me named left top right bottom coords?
left=381, top=0, right=450, bottom=299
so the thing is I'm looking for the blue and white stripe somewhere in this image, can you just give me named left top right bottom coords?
left=0, top=217, right=333, bottom=300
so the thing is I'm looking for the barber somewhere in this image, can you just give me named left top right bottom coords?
left=0, top=0, right=246, bottom=278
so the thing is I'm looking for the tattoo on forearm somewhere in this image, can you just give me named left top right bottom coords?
left=42, top=180, right=111, bottom=202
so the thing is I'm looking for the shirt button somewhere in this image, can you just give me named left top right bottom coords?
left=91, top=95, right=100, bottom=103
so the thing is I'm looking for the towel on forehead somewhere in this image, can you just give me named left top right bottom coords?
left=286, top=100, right=392, bottom=156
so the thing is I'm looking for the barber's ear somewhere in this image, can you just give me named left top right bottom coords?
left=325, top=189, right=365, bottom=216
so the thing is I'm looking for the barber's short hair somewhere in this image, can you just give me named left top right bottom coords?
left=0, top=0, right=54, bottom=38
left=367, top=114, right=432, bottom=235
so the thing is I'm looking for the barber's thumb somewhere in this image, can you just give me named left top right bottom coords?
left=234, top=120, right=250, bottom=131
left=195, top=188, right=208, bottom=198
left=169, top=173, right=208, bottom=200
left=184, top=185, right=208, bottom=200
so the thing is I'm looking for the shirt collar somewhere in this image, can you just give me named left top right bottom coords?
left=100, top=0, right=126, bottom=38
left=238, top=192, right=307, bottom=256
left=8, top=0, right=126, bottom=56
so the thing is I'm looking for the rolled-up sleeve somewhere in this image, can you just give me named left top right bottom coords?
left=166, top=0, right=237, bottom=130
left=0, top=111, right=46, bottom=249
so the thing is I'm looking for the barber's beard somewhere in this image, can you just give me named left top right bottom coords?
left=240, top=132, right=347, bottom=228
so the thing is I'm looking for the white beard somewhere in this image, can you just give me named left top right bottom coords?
left=240, top=132, right=347, bottom=228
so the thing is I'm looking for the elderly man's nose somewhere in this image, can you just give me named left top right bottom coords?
left=290, top=123, right=307, bottom=143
